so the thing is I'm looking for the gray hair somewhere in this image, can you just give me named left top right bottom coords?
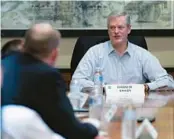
left=107, top=11, right=131, bottom=26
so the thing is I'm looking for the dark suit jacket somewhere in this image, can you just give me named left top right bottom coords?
left=1, top=52, right=98, bottom=139
left=70, top=36, right=148, bottom=76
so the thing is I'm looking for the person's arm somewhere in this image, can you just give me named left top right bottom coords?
left=71, top=46, right=98, bottom=88
left=142, top=51, right=174, bottom=90
left=45, top=72, right=98, bottom=139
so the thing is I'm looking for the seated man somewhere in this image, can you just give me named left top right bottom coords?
left=71, top=11, right=174, bottom=91
left=1, top=23, right=106, bottom=139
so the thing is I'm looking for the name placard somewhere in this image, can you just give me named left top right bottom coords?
left=105, top=84, right=145, bottom=105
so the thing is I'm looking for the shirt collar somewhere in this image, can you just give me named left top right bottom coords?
left=107, top=41, right=133, bottom=57
left=107, top=41, right=115, bottom=55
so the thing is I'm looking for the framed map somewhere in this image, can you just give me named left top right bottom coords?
left=1, top=0, right=174, bottom=37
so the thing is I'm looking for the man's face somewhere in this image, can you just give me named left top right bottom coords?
left=108, top=15, right=131, bottom=47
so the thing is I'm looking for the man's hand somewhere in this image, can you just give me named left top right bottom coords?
left=144, top=84, right=149, bottom=97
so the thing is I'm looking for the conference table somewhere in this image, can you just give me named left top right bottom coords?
left=106, top=106, right=174, bottom=139
left=77, top=90, right=174, bottom=139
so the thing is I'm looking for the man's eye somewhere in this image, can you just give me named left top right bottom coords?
left=118, top=26, right=124, bottom=29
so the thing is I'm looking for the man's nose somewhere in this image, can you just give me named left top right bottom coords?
left=114, top=27, right=119, bottom=33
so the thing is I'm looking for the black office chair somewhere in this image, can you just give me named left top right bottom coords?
left=70, top=35, right=148, bottom=76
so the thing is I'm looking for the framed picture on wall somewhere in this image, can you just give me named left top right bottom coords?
left=1, top=0, right=174, bottom=37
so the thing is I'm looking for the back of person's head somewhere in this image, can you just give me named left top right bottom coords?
left=23, top=23, right=61, bottom=65
left=1, top=39, right=23, bottom=59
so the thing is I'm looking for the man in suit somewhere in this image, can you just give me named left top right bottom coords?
left=1, top=23, right=106, bottom=139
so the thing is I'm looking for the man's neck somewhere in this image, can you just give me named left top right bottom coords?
left=32, top=54, right=54, bottom=66
left=41, top=57, right=55, bottom=66
left=23, top=50, right=54, bottom=66
left=113, top=42, right=128, bottom=56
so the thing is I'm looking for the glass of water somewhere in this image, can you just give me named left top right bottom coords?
left=88, top=86, right=104, bottom=120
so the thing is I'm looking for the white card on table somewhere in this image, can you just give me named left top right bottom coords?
left=136, top=118, right=158, bottom=139
left=105, top=84, right=145, bottom=105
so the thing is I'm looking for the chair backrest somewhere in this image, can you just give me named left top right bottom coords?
left=70, top=35, right=148, bottom=76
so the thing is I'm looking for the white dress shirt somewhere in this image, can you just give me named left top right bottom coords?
left=72, top=41, right=174, bottom=90
left=2, top=105, right=65, bottom=139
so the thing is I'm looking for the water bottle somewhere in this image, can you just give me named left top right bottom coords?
left=93, top=67, right=104, bottom=95
left=94, top=67, right=103, bottom=86
left=122, top=105, right=137, bottom=139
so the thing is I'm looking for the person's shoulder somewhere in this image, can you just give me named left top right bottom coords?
left=130, top=42, right=151, bottom=56
left=35, top=63, right=60, bottom=77
left=17, top=52, right=61, bottom=77
left=31, top=64, right=63, bottom=84
left=1, top=51, right=21, bottom=64
left=42, top=67, right=67, bottom=90
left=87, top=41, right=109, bottom=52
left=2, top=51, right=21, bottom=58
left=130, top=42, right=157, bottom=62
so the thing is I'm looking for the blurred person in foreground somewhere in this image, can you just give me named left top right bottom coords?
left=71, top=11, right=174, bottom=92
left=1, top=39, right=24, bottom=59
left=2, top=105, right=65, bottom=139
left=1, top=23, right=107, bottom=139
left=1, top=66, right=64, bottom=139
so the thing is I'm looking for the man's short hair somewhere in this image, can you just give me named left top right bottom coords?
left=1, top=39, right=23, bottom=58
left=107, top=11, right=131, bottom=26
left=23, top=23, right=61, bottom=58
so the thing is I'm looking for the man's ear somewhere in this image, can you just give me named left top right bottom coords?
left=127, top=24, right=131, bottom=35
left=50, top=48, right=58, bottom=66
left=52, top=48, right=58, bottom=61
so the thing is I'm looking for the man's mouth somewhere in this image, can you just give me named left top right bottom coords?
left=114, top=36, right=121, bottom=39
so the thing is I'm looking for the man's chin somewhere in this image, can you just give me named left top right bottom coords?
left=112, top=40, right=122, bottom=46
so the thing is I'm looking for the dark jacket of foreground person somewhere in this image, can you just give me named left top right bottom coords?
left=1, top=52, right=98, bottom=139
